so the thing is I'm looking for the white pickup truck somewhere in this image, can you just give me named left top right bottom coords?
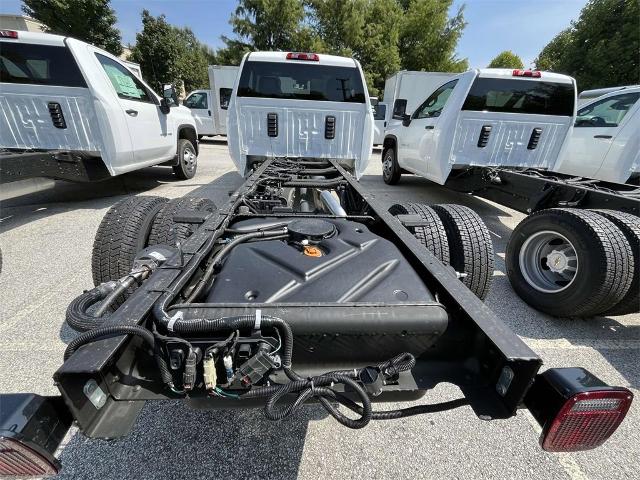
left=0, top=30, right=200, bottom=183
left=183, top=65, right=238, bottom=139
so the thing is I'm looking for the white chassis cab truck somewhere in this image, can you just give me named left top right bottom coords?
left=555, top=85, right=640, bottom=184
left=0, top=53, right=633, bottom=478
left=227, top=51, right=374, bottom=178
left=382, top=68, right=577, bottom=186
left=0, top=30, right=200, bottom=183
left=183, top=65, right=239, bottom=139
left=382, top=68, right=639, bottom=318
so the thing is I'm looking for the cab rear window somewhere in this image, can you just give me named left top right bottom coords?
left=0, top=42, right=86, bottom=87
left=237, top=60, right=366, bottom=103
left=462, top=78, right=574, bottom=116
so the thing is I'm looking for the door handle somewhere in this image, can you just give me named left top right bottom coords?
left=208, top=110, right=211, bottom=116
left=593, top=135, right=612, bottom=139
left=425, top=125, right=434, bottom=130
left=125, top=109, right=138, bottom=116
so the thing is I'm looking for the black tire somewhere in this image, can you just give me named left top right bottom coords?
left=592, top=210, right=640, bottom=316
left=173, top=139, right=198, bottom=180
left=506, top=208, right=634, bottom=318
left=432, top=204, right=494, bottom=300
left=149, top=197, right=217, bottom=247
left=388, top=203, right=449, bottom=264
left=92, top=196, right=168, bottom=287
left=382, top=147, right=401, bottom=185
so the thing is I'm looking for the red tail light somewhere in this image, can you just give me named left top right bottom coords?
left=0, top=30, right=19, bottom=39
left=542, top=389, right=633, bottom=452
left=286, top=52, right=320, bottom=61
left=0, top=438, right=58, bottom=477
left=513, top=69, right=541, bottom=78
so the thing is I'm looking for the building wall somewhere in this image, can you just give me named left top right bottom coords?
left=0, top=15, right=45, bottom=32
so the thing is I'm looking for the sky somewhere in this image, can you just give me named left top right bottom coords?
left=1, top=0, right=587, bottom=68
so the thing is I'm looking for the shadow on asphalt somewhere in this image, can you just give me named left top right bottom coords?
left=0, top=167, right=178, bottom=234
left=57, top=401, right=326, bottom=479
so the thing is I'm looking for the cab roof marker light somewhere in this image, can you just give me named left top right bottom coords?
left=513, top=69, right=542, bottom=78
left=0, top=30, right=19, bottom=39
left=286, top=52, right=320, bottom=61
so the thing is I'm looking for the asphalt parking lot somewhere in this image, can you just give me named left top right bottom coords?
left=0, top=139, right=638, bottom=480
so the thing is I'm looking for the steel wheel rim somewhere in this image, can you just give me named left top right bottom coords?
left=519, top=230, right=579, bottom=293
left=383, top=153, right=393, bottom=178
left=183, top=146, right=196, bottom=173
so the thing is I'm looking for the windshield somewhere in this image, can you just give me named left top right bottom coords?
left=237, top=60, right=366, bottom=103
left=0, top=42, right=86, bottom=87
left=462, top=77, right=574, bottom=116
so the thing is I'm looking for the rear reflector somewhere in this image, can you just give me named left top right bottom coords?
left=513, top=69, right=541, bottom=78
left=286, top=52, right=320, bottom=61
left=542, top=389, right=632, bottom=452
left=0, top=30, right=19, bottom=39
left=0, top=438, right=58, bottom=476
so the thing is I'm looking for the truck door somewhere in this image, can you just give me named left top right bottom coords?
left=94, top=53, right=174, bottom=164
left=401, top=80, right=457, bottom=175
left=184, top=91, right=214, bottom=136
left=562, top=92, right=640, bottom=180
left=217, top=87, right=232, bottom=133
left=372, top=103, right=387, bottom=145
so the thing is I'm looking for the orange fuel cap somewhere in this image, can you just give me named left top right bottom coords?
left=303, top=245, right=323, bottom=257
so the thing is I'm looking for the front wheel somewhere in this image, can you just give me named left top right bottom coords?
left=382, top=147, right=401, bottom=185
left=173, top=139, right=198, bottom=180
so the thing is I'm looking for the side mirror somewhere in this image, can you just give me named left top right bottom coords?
left=161, top=84, right=179, bottom=113
left=160, top=98, right=171, bottom=115
left=401, top=114, right=412, bottom=127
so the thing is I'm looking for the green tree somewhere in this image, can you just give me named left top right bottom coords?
left=535, top=0, right=639, bottom=90
left=307, top=0, right=402, bottom=95
left=22, top=0, right=123, bottom=55
left=230, top=0, right=306, bottom=50
left=535, top=28, right=572, bottom=71
left=488, top=50, right=524, bottom=69
left=398, top=0, right=468, bottom=72
left=129, top=10, right=209, bottom=93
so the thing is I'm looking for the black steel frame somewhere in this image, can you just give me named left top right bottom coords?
left=54, top=158, right=543, bottom=438
left=445, top=167, right=639, bottom=215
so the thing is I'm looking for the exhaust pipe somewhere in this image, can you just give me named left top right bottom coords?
left=320, top=190, right=347, bottom=217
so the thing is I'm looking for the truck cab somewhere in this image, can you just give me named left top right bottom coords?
left=227, top=51, right=374, bottom=178
left=382, top=69, right=576, bottom=185
left=0, top=30, right=199, bottom=182
left=554, top=86, right=640, bottom=184
left=183, top=66, right=238, bottom=139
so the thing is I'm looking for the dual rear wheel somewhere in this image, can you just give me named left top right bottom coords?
left=389, top=202, right=495, bottom=301
left=91, top=195, right=216, bottom=305
left=506, top=208, right=638, bottom=317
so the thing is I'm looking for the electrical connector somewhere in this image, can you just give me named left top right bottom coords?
left=223, top=354, right=234, bottom=382
left=203, top=356, right=217, bottom=390
left=183, top=349, right=197, bottom=391
left=238, top=348, right=277, bottom=386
